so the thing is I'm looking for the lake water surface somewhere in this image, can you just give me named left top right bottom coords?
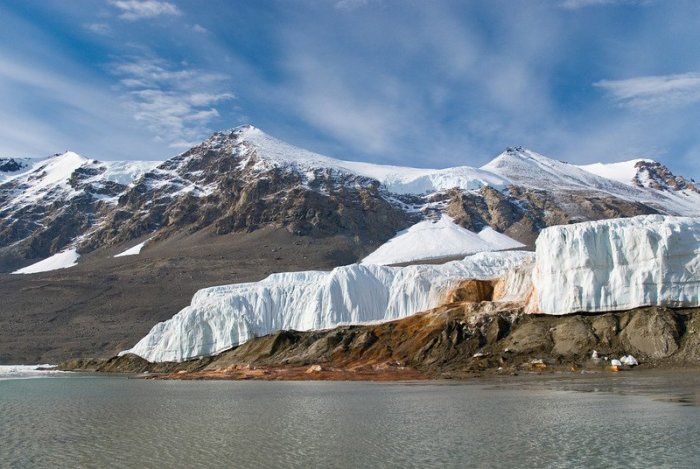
left=1, top=372, right=699, bottom=468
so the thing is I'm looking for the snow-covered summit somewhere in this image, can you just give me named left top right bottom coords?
left=0, top=151, right=162, bottom=213
left=236, top=125, right=509, bottom=194
left=0, top=151, right=162, bottom=271
left=577, top=159, right=653, bottom=186
left=482, top=147, right=640, bottom=195
left=0, top=151, right=160, bottom=201
left=482, top=147, right=700, bottom=215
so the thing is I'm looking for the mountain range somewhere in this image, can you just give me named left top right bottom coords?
left=1, top=125, right=698, bottom=363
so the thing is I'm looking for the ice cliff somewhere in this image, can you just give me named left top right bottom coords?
left=124, top=215, right=699, bottom=362
left=122, top=251, right=532, bottom=362
left=530, top=215, right=700, bottom=315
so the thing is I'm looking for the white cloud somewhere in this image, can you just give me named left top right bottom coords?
left=110, top=57, right=235, bottom=146
left=84, top=23, right=111, bottom=35
left=595, top=73, right=700, bottom=109
left=192, top=24, right=208, bottom=33
left=334, top=0, right=371, bottom=11
left=109, top=0, right=181, bottom=21
left=0, top=49, right=163, bottom=160
left=559, top=0, right=650, bottom=8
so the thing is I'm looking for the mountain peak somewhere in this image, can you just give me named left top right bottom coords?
left=504, top=145, right=526, bottom=155
left=577, top=159, right=654, bottom=186
left=632, top=160, right=699, bottom=193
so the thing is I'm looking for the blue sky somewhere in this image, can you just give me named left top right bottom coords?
left=1, top=0, right=699, bottom=180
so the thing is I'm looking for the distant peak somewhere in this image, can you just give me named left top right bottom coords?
left=222, top=123, right=261, bottom=136
left=0, top=157, right=29, bottom=173
left=48, top=150, right=87, bottom=160
left=505, top=146, right=525, bottom=155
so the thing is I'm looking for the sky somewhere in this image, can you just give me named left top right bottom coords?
left=1, top=0, right=699, bottom=180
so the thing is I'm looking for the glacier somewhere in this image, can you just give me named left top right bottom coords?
left=124, top=214, right=700, bottom=362
left=122, top=251, right=533, bottom=362
left=531, top=215, right=700, bottom=315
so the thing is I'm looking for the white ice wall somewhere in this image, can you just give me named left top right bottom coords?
left=532, top=215, right=700, bottom=315
left=122, top=251, right=532, bottom=362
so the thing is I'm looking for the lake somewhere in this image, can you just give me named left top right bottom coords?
left=1, top=371, right=699, bottom=468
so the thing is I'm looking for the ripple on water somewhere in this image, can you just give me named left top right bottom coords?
left=1, top=375, right=699, bottom=468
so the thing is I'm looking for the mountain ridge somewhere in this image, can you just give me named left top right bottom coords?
left=2, top=125, right=698, bottom=274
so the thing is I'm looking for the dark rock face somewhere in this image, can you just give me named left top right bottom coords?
left=0, top=158, right=28, bottom=173
left=633, top=160, right=700, bottom=193
left=444, top=184, right=658, bottom=247
left=620, top=309, right=681, bottom=358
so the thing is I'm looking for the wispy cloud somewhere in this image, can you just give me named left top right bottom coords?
left=84, top=23, right=111, bottom=35
left=334, top=0, right=371, bottom=11
left=595, top=73, right=700, bottom=109
left=111, top=57, right=234, bottom=148
left=559, top=0, right=650, bottom=9
left=109, top=0, right=181, bottom=21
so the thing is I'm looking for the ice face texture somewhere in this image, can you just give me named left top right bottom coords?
left=531, top=215, right=700, bottom=315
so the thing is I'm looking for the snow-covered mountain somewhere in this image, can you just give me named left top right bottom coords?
left=0, top=157, right=31, bottom=182
left=2, top=125, right=699, bottom=274
left=0, top=152, right=160, bottom=271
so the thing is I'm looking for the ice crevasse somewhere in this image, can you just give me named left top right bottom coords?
left=121, top=251, right=532, bottom=362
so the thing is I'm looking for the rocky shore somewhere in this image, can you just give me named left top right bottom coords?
left=60, top=296, right=700, bottom=380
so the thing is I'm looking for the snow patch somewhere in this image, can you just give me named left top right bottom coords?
left=114, top=238, right=151, bottom=257
left=100, top=160, right=162, bottom=186
left=12, top=249, right=80, bottom=274
left=477, top=227, right=526, bottom=250
left=361, top=215, right=523, bottom=265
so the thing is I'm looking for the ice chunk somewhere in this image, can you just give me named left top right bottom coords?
left=620, top=355, right=639, bottom=366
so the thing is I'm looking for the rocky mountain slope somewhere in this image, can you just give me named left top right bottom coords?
left=2, top=125, right=700, bottom=364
